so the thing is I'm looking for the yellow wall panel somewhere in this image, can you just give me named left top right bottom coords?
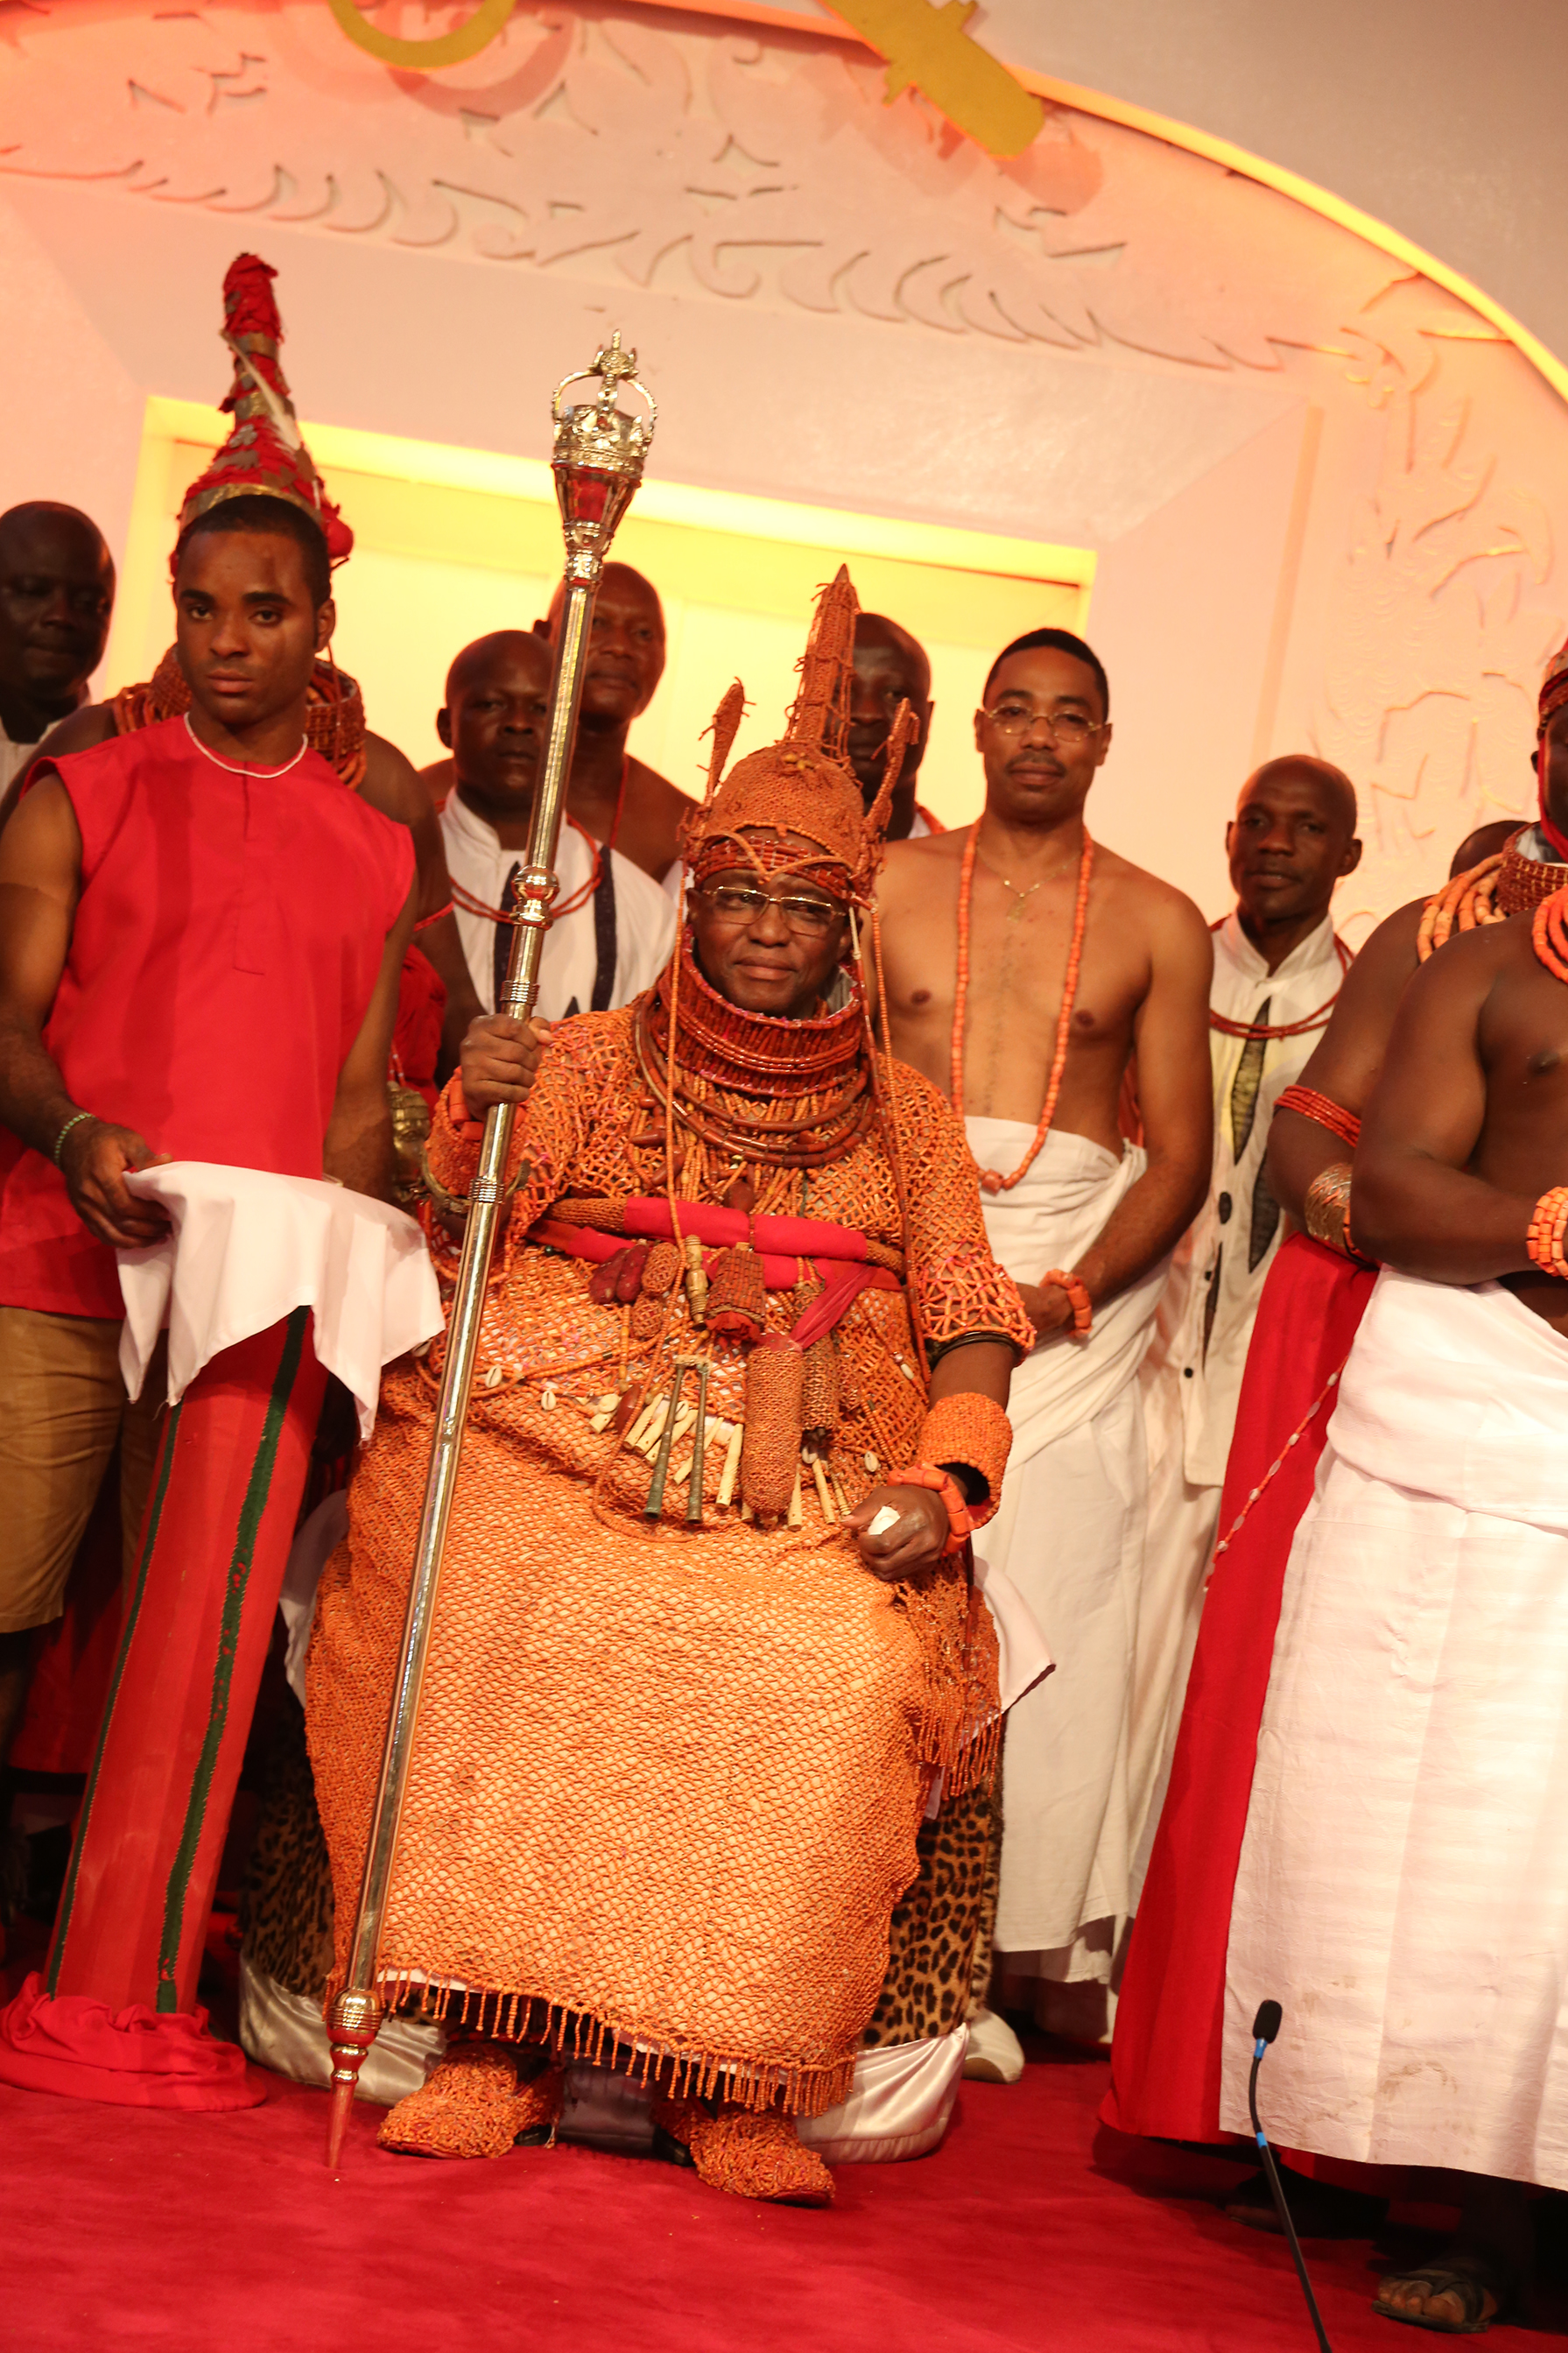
left=109, top=406, right=1089, bottom=833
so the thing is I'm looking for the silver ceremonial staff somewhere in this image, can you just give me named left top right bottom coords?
left=323, top=335, right=656, bottom=2167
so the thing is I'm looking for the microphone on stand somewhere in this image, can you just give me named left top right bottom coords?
left=1248, top=2001, right=1334, bottom=2353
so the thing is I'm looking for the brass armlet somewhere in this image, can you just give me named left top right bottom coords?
left=1303, top=1161, right=1371, bottom=1263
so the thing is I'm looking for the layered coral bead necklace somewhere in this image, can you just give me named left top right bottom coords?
left=1532, top=884, right=1568, bottom=983
left=950, top=818, right=1094, bottom=1195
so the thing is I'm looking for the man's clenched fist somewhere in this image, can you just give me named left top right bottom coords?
left=458, top=1012, right=552, bottom=1116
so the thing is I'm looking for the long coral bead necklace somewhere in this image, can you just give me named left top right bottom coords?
left=950, top=817, right=1095, bottom=1195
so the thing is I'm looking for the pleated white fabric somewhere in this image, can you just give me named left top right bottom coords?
left=1221, top=1272, right=1568, bottom=2187
left=967, top=1119, right=1165, bottom=1975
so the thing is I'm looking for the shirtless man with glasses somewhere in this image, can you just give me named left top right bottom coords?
left=875, top=625, right=1213, bottom=2064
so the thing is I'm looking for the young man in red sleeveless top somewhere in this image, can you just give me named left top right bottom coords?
left=0, top=258, right=419, bottom=2091
left=0, top=484, right=413, bottom=1770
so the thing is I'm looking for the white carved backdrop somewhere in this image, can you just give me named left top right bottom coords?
left=0, top=0, right=1562, bottom=923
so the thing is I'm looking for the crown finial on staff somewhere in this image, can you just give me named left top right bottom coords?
left=321, top=335, right=655, bottom=2166
left=551, top=329, right=657, bottom=585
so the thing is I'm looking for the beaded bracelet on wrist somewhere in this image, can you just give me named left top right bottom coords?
left=1527, top=1184, right=1568, bottom=1278
left=914, top=1391, right=1011, bottom=1530
left=1041, top=1268, right=1093, bottom=1335
left=52, top=1109, right=95, bottom=1167
left=892, top=1462, right=973, bottom=1556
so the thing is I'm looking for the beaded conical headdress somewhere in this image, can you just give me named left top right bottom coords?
left=680, top=566, right=914, bottom=905
left=173, top=253, right=351, bottom=570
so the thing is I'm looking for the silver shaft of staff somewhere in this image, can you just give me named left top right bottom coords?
left=325, top=335, right=655, bottom=2166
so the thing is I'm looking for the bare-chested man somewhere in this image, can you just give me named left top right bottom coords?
left=1108, top=675, right=1568, bottom=2182
left=878, top=624, right=1213, bottom=2055
left=0, top=504, right=115, bottom=818
left=1220, top=804, right=1568, bottom=2329
left=847, top=612, right=939, bottom=841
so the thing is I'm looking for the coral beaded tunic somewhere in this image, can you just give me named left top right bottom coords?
left=0, top=715, right=413, bottom=1319
left=309, top=964, right=1034, bottom=2115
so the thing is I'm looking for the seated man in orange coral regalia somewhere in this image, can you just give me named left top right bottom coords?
left=307, top=572, right=1037, bottom=2205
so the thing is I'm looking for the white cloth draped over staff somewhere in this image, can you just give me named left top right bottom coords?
left=1222, top=1270, right=1568, bottom=2188
left=967, top=1117, right=1169, bottom=1983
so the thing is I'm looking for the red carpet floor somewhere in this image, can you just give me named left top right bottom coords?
left=12, top=2015, right=1568, bottom=2351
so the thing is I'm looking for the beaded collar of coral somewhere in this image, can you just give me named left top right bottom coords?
left=641, top=933, right=868, bottom=1102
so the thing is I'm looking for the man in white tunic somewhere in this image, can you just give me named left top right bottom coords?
left=878, top=627, right=1213, bottom=2056
left=1222, top=746, right=1568, bottom=2328
left=0, top=504, right=114, bottom=823
left=1131, top=757, right=1360, bottom=1875
left=436, top=631, right=674, bottom=1022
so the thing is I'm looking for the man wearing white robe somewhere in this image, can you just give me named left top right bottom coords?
left=1223, top=780, right=1568, bottom=2328
left=875, top=626, right=1213, bottom=2058
left=1132, top=759, right=1360, bottom=1883
left=435, top=630, right=674, bottom=1021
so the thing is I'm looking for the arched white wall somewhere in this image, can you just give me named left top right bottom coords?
left=0, top=0, right=1562, bottom=930
left=759, top=0, right=1568, bottom=370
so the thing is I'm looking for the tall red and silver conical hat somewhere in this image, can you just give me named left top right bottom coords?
left=174, top=253, right=351, bottom=565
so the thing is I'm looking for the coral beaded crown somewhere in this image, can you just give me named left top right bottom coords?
left=680, top=565, right=915, bottom=902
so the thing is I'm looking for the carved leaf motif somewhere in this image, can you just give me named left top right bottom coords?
left=2, top=0, right=1557, bottom=942
left=1312, top=281, right=1562, bottom=920
left=0, top=2, right=1406, bottom=371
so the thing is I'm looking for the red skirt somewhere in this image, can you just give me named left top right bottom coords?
left=1104, top=1235, right=1376, bottom=2143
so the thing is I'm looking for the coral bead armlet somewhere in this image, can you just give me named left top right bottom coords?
left=1527, top=1186, right=1568, bottom=1279
left=892, top=1462, right=973, bottom=1556
left=914, top=1391, right=1012, bottom=1531
left=1275, top=1084, right=1361, bottom=1152
left=1041, top=1268, right=1093, bottom=1335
